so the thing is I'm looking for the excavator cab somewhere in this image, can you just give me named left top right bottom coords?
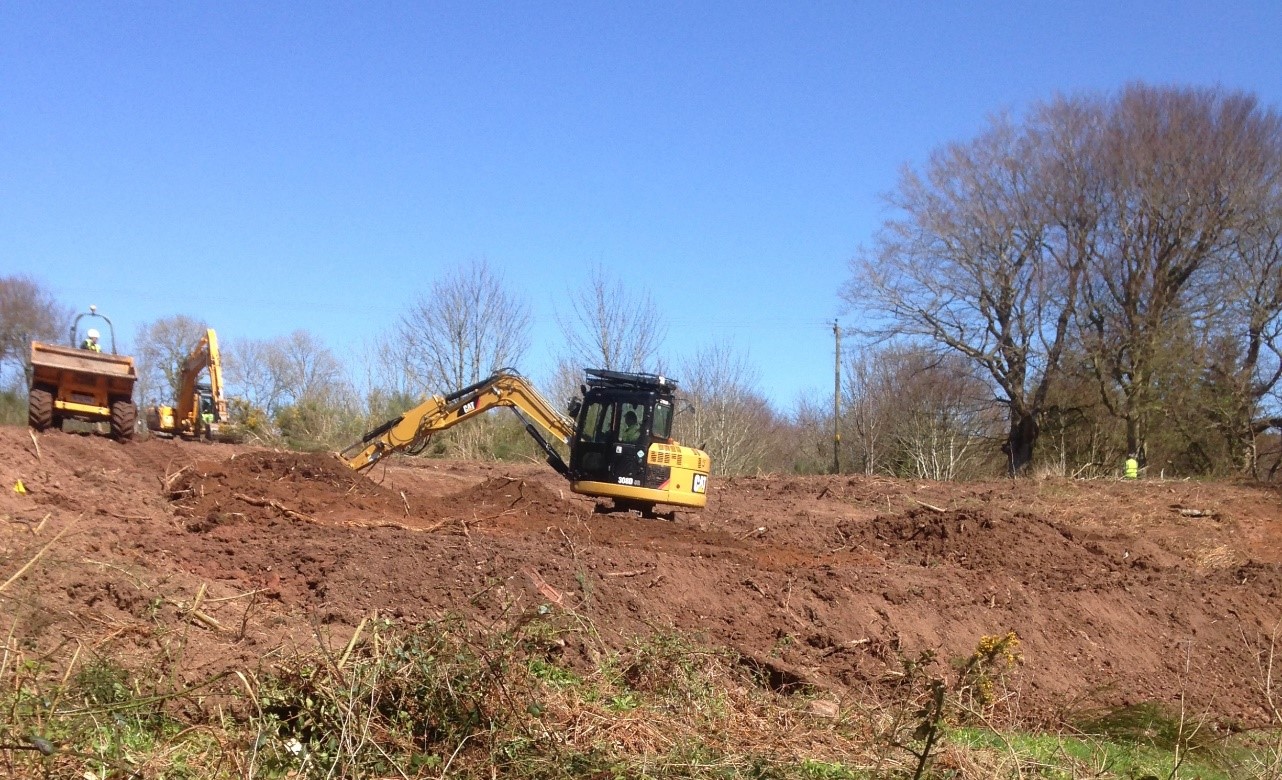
left=195, top=382, right=221, bottom=428
left=566, top=369, right=708, bottom=513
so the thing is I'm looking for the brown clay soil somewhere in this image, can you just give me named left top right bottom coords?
left=2, top=425, right=1282, bottom=728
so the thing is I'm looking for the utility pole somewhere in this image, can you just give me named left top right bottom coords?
left=833, top=319, right=841, bottom=475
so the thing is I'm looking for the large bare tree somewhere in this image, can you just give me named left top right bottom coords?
left=387, top=258, right=531, bottom=393
left=0, top=275, right=70, bottom=387
left=222, top=330, right=360, bottom=448
left=556, top=264, right=667, bottom=373
left=544, top=264, right=669, bottom=409
left=225, top=330, right=346, bottom=418
left=1078, top=85, right=1282, bottom=464
left=844, top=108, right=1086, bottom=475
left=845, top=84, right=1282, bottom=477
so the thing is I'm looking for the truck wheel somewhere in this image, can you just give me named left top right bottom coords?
left=28, top=388, right=53, bottom=430
left=110, top=400, right=137, bottom=441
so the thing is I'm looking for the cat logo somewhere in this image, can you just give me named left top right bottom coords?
left=692, top=473, right=708, bottom=494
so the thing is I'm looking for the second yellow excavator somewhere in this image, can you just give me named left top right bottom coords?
left=145, top=328, right=229, bottom=440
left=340, top=368, right=711, bottom=515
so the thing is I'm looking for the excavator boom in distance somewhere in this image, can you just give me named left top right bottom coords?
left=341, top=369, right=710, bottom=514
left=145, top=328, right=229, bottom=440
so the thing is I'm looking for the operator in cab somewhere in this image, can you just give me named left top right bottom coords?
left=81, top=328, right=101, bottom=352
left=620, top=410, right=641, bottom=443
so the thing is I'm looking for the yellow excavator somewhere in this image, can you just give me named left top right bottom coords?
left=145, top=328, right=229, bottom=440
left=341, top=368, right=711, bottom=515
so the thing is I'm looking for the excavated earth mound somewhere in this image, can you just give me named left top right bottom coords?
left=2, top=426, right=1281, bottom=729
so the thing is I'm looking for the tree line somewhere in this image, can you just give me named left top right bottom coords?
left=843, top=83, right=1282, bottom=479
left=0, top=262, right=793, bottom=472
left=3, top=83, right=1280, bottom=481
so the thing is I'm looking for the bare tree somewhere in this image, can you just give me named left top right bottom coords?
left=842, top=348, right=901, bottom=476
left=224, top=330, right=349, bottom=443
left=844, top=110, right=1086, bottom=475
left=277, top=330, right=345, bottom=401
left=679, top=342, right=776, bottom=475
left=133, top=315, right=209, bottom=406
left=841, top=345, right=999, bottom=479
left=539, top=357, right=590, bottom=423
left=1196, top=174, right=1282, bottom=474
left=884, top=350, right=998, bottom=480
left=225, top=337, right=290, bottom=418
left=782, top=392, right=837, bottom=475
left=555, top=265, right=667, bottom=373
left=387, top=258, right=531, bottom=394
left=1078, top=85, right=1282, bottom=464
left=0, top=275, right=70, bottom=387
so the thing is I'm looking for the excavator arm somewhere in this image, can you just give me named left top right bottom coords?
left=341, top=371, right=577, bottom=473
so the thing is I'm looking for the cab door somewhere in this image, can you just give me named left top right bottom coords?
left=570, top=396, right=650, bottom=487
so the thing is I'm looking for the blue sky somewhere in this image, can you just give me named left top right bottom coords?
left=3, top=1, right=1281, bottom=407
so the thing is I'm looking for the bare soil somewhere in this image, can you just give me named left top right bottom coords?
left=2, top=426, right=1281, bottom=728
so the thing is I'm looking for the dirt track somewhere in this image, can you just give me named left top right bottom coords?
left=2, top=426, right=1281, bottom=728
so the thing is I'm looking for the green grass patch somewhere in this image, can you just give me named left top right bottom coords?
left=949, top=724, right=1281, bottom=780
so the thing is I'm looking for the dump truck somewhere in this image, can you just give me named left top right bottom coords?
left=28, top=306, right=138, bottom=441
left=341, top=368, right=711, bottom=516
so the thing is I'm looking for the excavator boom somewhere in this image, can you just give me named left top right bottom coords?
left=342, top=371, right=576, bottom=473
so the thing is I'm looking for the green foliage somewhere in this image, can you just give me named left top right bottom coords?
left=1074, top=701, right=1218, bottom=754
left=0, top=387, right=25, bottom=426
left=952, top=631, right=1021, bottom=717
left=0, top=654, right=224, bottom=778
left=615, top=630, right=722, bottom=706
left=274, top=395, right=363, bottom=452
left=253, top=618, right=510, bottom=775
left=952, top=726, right=1241, bottom=780
left=227, top=396, right=274, bottom=439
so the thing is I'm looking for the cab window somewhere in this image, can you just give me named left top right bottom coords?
left=619, top=402, right=646, bottom=443
left=651, top=400, right=673, bottom=440
left=578, top=401, right=615, bottom=443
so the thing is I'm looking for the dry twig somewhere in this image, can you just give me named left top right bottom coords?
left=603, top=567, right=654, bottom=578
left=912, top=498, right=947, bottom=514
left=0, top=521, right=72, bottom=593
left=232, top=492, right=313, bottom=522
left=339, top=613, right=375, bottom=669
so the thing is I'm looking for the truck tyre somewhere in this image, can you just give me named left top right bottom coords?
left=28, top=388, right=53, bottom=430
left=110, top=400, right=137, bottom=441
